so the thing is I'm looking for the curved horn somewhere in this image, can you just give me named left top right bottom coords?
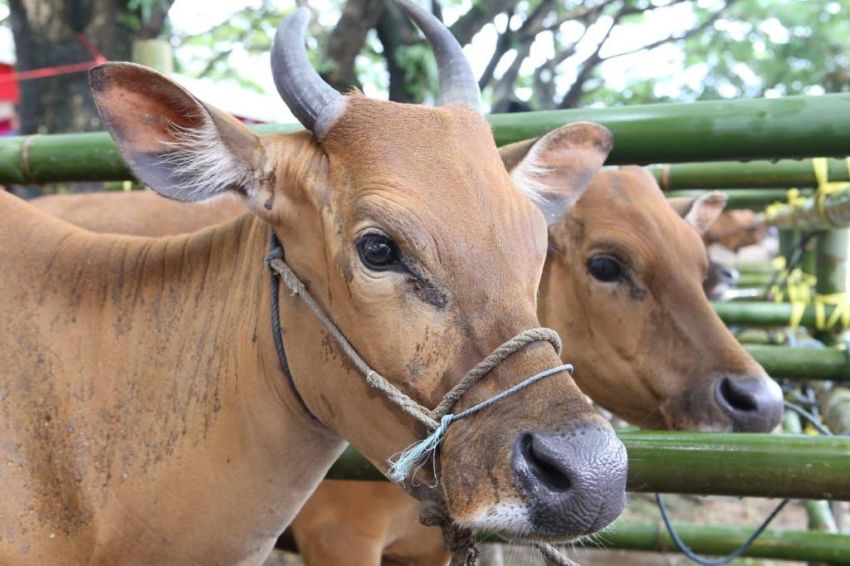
left=271, top=8, right=345, bottom=137
left=393, top=0, right=481, bottom=111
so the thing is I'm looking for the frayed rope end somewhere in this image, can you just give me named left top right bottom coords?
left=388, top=414, right=453, bottom=483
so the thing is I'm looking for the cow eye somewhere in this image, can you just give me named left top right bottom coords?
left=588, top=256, right=622, bottom=282
left=357, top=233, right=401, bottom=271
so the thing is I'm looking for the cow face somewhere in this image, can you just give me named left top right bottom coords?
left=499, top=137, right=783, bottom=433
left=89, top=3, right=626, bottom=541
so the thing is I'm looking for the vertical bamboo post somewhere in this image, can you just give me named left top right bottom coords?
left=784, top=411, right=838, bottom=532
left=131, top=39, right=173, bottom=74
left=778, top=230, right=801, bottom=303
left=814, top=229, right=848, bottom=343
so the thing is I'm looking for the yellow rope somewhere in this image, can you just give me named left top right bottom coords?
left=814, top=293, right=850, bottom=332
left=812, top=157, right=850, bottom=226
left=768, top=257, right=817, bottom=330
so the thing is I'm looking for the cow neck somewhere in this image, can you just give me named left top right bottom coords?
left=0, top=195, right=349, bottom=563
left=265, top=231, right=324, bottom=424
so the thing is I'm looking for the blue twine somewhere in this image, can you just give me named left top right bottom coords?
left=387, top=363, right=573, bottom=483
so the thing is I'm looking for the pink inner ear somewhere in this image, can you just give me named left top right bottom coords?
left=92, top=64, right=207, bottom=154
left=685, top=192, right=727, bottom=234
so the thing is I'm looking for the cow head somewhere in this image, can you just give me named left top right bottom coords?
left=502, top=136, right=783, bottom=432
left=89, top=2, right=626, bottom=540
left=702, top=209, right=769, bottom=251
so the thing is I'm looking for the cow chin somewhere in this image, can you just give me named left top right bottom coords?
left=659, top=391, right=735, bottom=432
left=457, top=499, right=534, bottom=538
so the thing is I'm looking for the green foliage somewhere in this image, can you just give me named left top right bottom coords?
left=392, top=43, right=438, bottom=102
left=683, top=0, right=850, bottom=98
left=168, top=0, right=850, bottom=109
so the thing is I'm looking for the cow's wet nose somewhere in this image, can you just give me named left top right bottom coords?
left=512, top=425, right=627, bottom=537
left=715, top=376, right=783, bottom=432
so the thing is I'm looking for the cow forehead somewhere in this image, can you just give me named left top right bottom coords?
left=320, top=96, right=547, bottom=263
left=569, top=168, right=706, bottom=265
left=322, top=96, right=512, bottom=192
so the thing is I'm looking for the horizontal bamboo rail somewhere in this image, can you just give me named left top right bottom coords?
left=569, top=520, right=850, bottom=562
left=760, top=185, right=850, bottom=230
left=714, top=301, right=850, bottom=333
left=327, top=432, right=850, bottom=500
left=666, top=188, right=811, bottom=210
left=3, top=95, right=850, bottom=184
left=651, top=158, right=850, bottom=190
left=745, top=345, right=850, bottom=380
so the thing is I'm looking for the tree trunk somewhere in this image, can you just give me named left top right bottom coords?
left=9, top=0, right=172, bottom=135
left=321, top=0, right=383, bottom=93
left=376, top=3, right=419, bottom=103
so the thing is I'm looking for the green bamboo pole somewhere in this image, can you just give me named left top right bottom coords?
left=651, top=158, right=850, bottom=190
left=3, top=95, right=850, bottom=184
left=131, top=39, right=173, bottom=74
left=760, top=186, right=850, bottom=230
left=665, top=188, right=812, bottom=211
left=743, top=345, right=850, bottom=380
left=489, top=95, right=850, bottom=162
left=778, top=229, right=799, bottom=264
left=738, top=262, right=778, bottom=274
left=815, top=228, right=848, bottom=343
left=714, top=302, right=850, bottom=332
left=327, top=432, right=850, bottom=500
left=568, top=520, right=850, bottom=562
left=737, top=273, right=773, bottom=287
left=820, top=388, right=850, bottom=435
left=784, top=410, right=838, bottom=532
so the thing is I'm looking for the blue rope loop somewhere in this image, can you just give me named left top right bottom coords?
left=388, top=363, right=573, bottom=483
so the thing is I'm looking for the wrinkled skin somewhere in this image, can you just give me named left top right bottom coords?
left=0, top=60, right=626, bottom=564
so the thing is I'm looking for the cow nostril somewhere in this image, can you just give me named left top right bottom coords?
left=719, top=377, right=758, bottom=412
left=520, top=433, right=573, bottom=492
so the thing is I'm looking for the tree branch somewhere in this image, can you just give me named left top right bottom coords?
left=449, top=0, right=515, bottom=45
left=556, top=0, right=735, bottom=108
left=321, top=0, right=383, bottom=92
left=600, top=0, right=738, bottom=62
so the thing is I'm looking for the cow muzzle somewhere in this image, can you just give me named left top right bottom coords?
left=512, top=423, right=627, bottom=537
left=714, top=375, right=784, bottom=432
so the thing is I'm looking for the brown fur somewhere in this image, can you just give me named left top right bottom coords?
left=34, top=164, right=775, bottom=565
left=0, top=63, right=619, bottom=564
left=704, top=209, right=768, bottom=251
left=32, top=190, right=245, bottom=236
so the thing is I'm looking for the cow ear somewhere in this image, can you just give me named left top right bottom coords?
left=668, top=191, right=728, bottom=235
left=501, top=122, right=613, bottom=224
left=90, top=63, right=266, bottom=208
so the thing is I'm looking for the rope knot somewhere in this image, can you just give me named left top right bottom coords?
left=388, top=414, right=453, bottom=483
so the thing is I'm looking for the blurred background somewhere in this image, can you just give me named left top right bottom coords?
left=2, top=0, right=848, bottom=140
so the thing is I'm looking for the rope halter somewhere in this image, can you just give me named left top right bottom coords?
left=264, top=234, right=573, bottom=482
left=265, top=233, right=580, bottom=565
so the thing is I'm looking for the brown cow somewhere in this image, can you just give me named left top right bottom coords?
left=291, top=165, right=785, bottom=564
left=0, top=5, right=627, bottom=565
left=33, top=159, right=784, bottom=564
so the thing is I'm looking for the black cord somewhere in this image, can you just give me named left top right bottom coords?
left=655, top=494, right=789, bottom=566
left=655, top=398, right=838, bottom=564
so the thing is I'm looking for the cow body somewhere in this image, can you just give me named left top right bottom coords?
left=0, top=197, right=343, bottom=563
left=31, top=190, right=244, bottom=236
